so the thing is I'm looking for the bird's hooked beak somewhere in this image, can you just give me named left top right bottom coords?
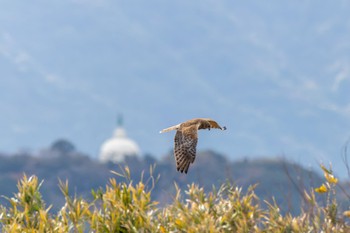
left=209, top=126, right=226, bottom=130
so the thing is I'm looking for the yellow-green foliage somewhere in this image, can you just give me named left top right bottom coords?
left=0, top=165, right=349, bottom=232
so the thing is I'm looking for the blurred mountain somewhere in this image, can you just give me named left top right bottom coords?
left=1, top=140, right=347, bottom=215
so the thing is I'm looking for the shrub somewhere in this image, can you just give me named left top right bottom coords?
left=0, top=165, right=349, bottom=232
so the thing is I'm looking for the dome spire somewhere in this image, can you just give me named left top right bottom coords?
left=117, top=114, right=123, bottom=127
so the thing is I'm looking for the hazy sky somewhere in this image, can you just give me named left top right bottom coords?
left=1, top=1, right=350, bottom=177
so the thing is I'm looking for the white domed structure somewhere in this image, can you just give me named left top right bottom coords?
left=99, top=117, right=140, bottom=163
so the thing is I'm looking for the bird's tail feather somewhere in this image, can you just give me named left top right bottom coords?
left=159, top=124, right=180, bottom=133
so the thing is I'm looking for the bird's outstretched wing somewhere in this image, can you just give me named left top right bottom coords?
left=174, top=129, right=197, bottom=174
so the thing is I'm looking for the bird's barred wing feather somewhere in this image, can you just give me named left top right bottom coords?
left=174, top=130, right=197, bottom=174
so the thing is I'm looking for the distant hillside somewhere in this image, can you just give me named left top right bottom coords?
left=0, top=142, right=347, bottom=215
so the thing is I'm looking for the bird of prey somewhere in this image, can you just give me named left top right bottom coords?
left=160, top=118, right=226, bottom=174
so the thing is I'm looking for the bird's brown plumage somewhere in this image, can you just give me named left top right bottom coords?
left=160, top=118, right=226, bottom=174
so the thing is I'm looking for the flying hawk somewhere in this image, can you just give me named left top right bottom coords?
left=160, top=118, right=226, bottom=174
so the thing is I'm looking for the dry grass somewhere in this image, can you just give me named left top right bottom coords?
left=0, top=165, right=349, bottom=232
